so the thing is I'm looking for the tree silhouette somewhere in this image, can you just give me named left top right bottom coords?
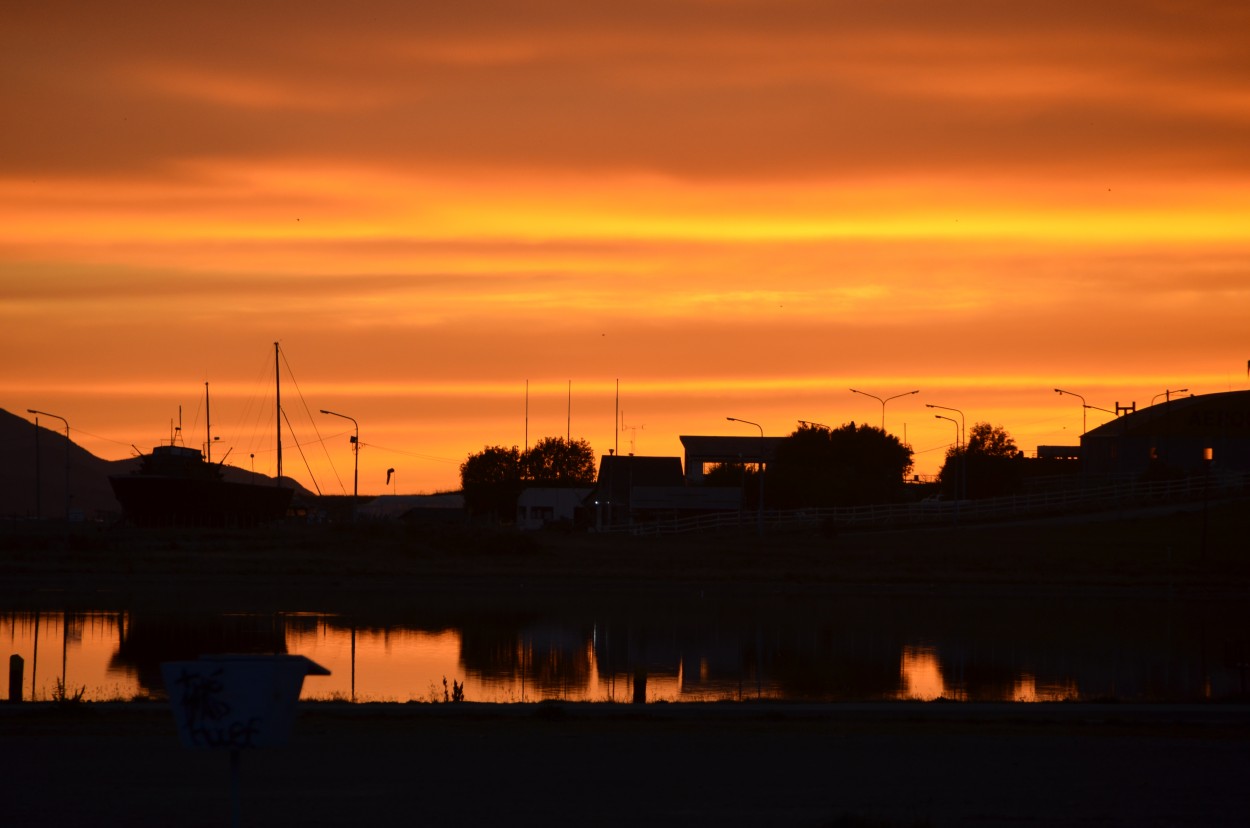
left=459, top=445, right=523, bottom=521
left=767, top=422, right=913, bottom=508
left=523, top=437, right=596, bottom=486
left=460, top=437, right=597, bottom=521
left=703, top=462, right=761, bottom=509
left=966, top=422, right=1018, bottom=457
left=939, top=421, right=1023, bottom=499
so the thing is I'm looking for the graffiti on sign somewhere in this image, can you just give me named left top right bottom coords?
left=162, top=655, right=329, bottom=751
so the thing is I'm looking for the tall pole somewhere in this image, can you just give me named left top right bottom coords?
left=925, top=403, right=965, bottom=449
left=320, top=409, right=359, bottom=522
left=726, top=416, right=765, bottom=535
left=849, top=388, right=918, bottom=432
left=1151, top=388, right=1189, bottom=406
left=274, top=342, right=283, bottom=483
left=935, top=414, right=961, bottom=500
left=929, top=403, right=966, bottom=499
left=28, top=409, right=69, bottom=520
left=205, top=381, right=212, bottom=463
left=1054, top=388, right=1087, bottom=435
left=935, top=414, right=960, bottom=447
left=32, top=416, right=42, bottom=519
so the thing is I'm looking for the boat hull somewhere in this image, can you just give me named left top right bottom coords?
left=110, top=475, right=293, bottom=527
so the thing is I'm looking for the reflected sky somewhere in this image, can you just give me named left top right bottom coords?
left=3, top=594, right=1245, bottom=703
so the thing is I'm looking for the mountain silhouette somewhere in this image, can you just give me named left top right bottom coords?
left=0, top=408, right=306, bottom=521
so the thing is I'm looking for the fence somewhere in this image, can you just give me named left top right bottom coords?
left=610, top=471, right=1250, bottom=537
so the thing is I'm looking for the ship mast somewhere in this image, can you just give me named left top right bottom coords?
left=275, top=341, right=283, bottom=484
left=205, top=381, right=212, bottom=463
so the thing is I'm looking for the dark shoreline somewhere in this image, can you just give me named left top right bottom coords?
left=5, top=504, right=1249, bottom=825
left=2, top=496, right=1247, bottom=614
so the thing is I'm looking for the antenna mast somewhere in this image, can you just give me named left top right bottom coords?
left=205, top=381, right=211, bottom=463
left=275, top=341, right=283, bottom=484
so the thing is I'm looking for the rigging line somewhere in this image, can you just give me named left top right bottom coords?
left=251, top=433, right=358, bottom=453
left=281, top=406, right=322, bottom=496
left=65, top=428, right=134, bottom=449
left=239, top=347, right=278, bottom=461
left=188, top=385, right=206, bottom=452
left=278, top=345, right=346, bottom=495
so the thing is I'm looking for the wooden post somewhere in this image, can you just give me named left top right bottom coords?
left=8, top=654, right=23, bottom=702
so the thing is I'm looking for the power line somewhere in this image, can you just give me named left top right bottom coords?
left=359, top=442, right=460, bottom=464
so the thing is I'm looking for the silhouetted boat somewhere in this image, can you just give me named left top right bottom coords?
left=109, top=444, right=292, bottom=527
left=110, top=343, right=293, bottom=527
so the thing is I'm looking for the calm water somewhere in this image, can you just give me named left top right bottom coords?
left=4, top=592, right=1248, bottom=703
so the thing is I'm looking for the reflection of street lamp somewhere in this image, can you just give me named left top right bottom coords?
left=849, top=389, right=919, bottom=432
left=1054, top=388, right=1087, bottom=435
left=27, top=409, right=70, bottom=521
left=320, top=409, right=359, bottom=521
left=727, top=416, right=765, bottom=535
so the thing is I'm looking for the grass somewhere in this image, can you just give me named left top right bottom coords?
left=0, top=496, right=1246, bottom=616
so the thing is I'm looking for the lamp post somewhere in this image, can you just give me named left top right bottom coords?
left=726, top=416, right=765, bottom=535
left=1054, top=388, right=1087, bottom=435
left=935, top=414, right=961, bottom=502
left=320, top=409, right=358, bottom=522
left=925, top=403, right=965, bottom=449
left=849, top=389, right=918, bottom=432
left=1151, top=388, right=1188, bottom=407
left=27, top=409, right=70, bottom=521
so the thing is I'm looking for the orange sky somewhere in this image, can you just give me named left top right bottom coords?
left=3, top=1, right=1248, bottom=494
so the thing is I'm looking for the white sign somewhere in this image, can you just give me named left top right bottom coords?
left=162, top=655, right=329, bottom=750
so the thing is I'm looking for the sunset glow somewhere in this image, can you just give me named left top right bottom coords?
left=4, top=1, right=1248, bottom=494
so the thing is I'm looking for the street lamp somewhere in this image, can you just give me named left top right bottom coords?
left=935, top=414, right=960, bottom=447
left=798, top=420, right=829, bottom=430
left=1053, top=388, right=1087, bottom=435
left=1151, top=388, right=1188, bottom=407
left=935, top=413, right=962, bottom=501
left=726, top=416, right=765, bottom=535
left=925, top=403, right=965, bottom=449
left=320, top=409, right=359, bottom=521
left=849, top=389, right=919, bottom=432
left=27, top=409, right=70, bottom=521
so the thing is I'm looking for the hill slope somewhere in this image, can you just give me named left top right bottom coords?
left=0, top=407, right=302, bottom=520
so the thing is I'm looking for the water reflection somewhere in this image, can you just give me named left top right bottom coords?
left=3, top=593, right=1248, bottom=703
left=900, top=646, right=961, bottom=701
